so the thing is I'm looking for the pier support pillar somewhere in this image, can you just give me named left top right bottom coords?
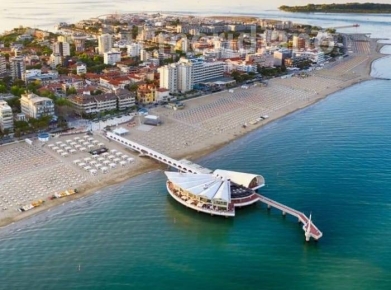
left=267, top=204, right=271, bottom=211
left=282, top=211, right=286, bottom=216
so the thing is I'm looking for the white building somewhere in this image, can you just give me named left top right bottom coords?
left=76, top=63, right=87, bottom=75
left=24, top=69, right=59, bottom=82
left=49, top=53, right=62, bottom=68
left=10, top=56, right=25, bottom=80
left=104, top=51, right=121, bottom=65
left=20, top=93, right=55, bottom=119
left=140, top=49, right=150, bottom=61
left=159, top=57, right=224, bottom=93
left=181, top=38, right=189, bottom=53
left=98, top=34, right=113, bottom=55
left=187, top=57, right=224, bottom=85
left=0, top=100, right=13, bottom=132
left=177, top=62, right=192, bottom=93
left=127, top=43, right=143, bottom=57
left=0, top=56, right=6, bottom=76
left=52, top=41, right=70, bottom=57
left=158, top=64, right=178, bottom=93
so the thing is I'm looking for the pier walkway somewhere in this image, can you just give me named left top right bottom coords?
left=257, top=194, right=323, bottom=241
left=106, top=132, right=211, bottom=174
left=107, top=132, right=322, bottom=241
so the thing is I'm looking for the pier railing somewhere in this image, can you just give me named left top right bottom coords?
left=257, top=194, right=323, bottom=241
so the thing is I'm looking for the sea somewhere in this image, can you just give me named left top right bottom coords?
left=1, top=5, right=391, bottom=290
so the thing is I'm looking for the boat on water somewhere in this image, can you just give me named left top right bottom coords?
left=165, top=169, right=264, bottom=217
left=19, top=200, right=45, bottom=212
left=50, top=189, right=78, bottom=199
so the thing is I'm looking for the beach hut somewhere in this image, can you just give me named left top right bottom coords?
left=79, top=147, right=87, bottom=152
left=48, top=144, right=55, bottom=148
left=109, top=163, right=116, bottom=169
left=103, top=160, right=110, bottom=165
left=78, top=162, right=86, bottom=167
left=110, top=149, right=117, bottom=153
left=115, top=152, right=122, bottom=156
left=70, top=149, right=77, bottom=154
left=120, top=161, right=127, bottom=167
left=100, top=167, right=108, bottom=174
left=65, top=139, right=72, bottom=144
left=90, top=169, right=97, bottom=175
left=113, top=158, right=121, bottom=163
left=83, top=157, right=92, bottom=162
left=73, top=160, right=81, bottom=165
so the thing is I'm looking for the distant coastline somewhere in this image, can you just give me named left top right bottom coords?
left=279, top=3, right=391, bottom=14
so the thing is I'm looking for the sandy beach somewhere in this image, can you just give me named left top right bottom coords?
left=0, top=35, right=387, bottom=228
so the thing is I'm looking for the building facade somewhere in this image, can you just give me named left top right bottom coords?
left=20, top=93, right=55, bottom=119
left=104, top=51, right=121, bottom=65
left=158, top=64, right=178, bottom=93
left=98, top=34, right=113, bottom=55
left=52, top=41, right=71, bottom=57
left=0, top=100, right=14, bottom=132
left=0, top=56, right=6, bottom=76
left=10, top=56, right=25, bottom=80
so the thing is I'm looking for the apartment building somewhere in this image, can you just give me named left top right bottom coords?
left=158, top=64, right=178, bottom=93
left=52, top=41, right=71, bottom=57
left=159, top=57, right=224, bottom=93
left=98, top=34, right=113, bottom=55
left=104, top=51, right=121, bottom=65
left=69, top=91, right=135, bottom=114
left=127, top=43, right=143, bottom=57
left=10, top=56, right=25, bottom=80
left=115, top=89, right=136, bottom=110
left=0, top=100, right=14, bottom=132
left=20, top=93, right=55, bottom=119
left=0, top=56, right=6, bottom=76
left=187, top=58, right=224, bottom=85
left=137, top=84, right=157, bottom=104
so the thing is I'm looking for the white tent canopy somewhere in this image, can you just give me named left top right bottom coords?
left=213, top=169, right=265, bottom=190
left=165, top=172, right=231, bottom=203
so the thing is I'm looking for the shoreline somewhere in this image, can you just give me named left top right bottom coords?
left=0, top=40, right=389, bottom=230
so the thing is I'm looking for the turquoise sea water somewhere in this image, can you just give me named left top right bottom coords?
left=1, top=52, right=391, bottom=289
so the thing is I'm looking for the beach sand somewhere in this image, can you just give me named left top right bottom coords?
left=0, top=37, right=387, bottom=228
